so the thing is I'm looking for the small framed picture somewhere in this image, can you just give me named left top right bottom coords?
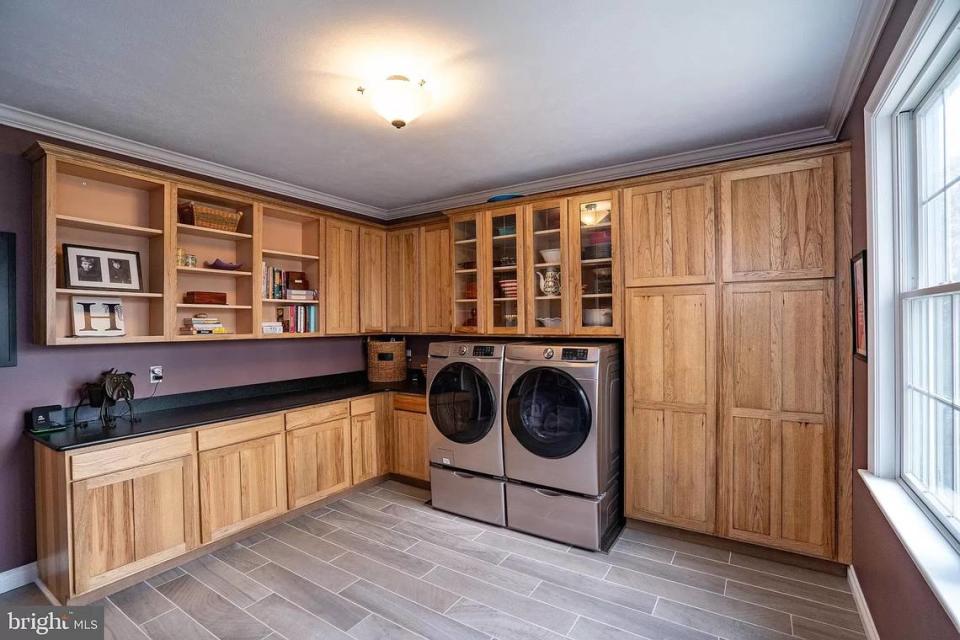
left=62, top=244, right=142, bottom=291
left=851, top=250, right=867, bottom=360
left=71, top=297, right=126, bottom=337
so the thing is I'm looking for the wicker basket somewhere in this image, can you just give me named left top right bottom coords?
left=367, top=339, right=406, bottom=382
left=178, top=201, right=243, bottom=233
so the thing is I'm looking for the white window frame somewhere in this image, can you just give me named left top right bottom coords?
left=864, top=0, right=960, bottom=630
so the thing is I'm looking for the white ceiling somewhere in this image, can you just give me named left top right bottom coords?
left=0, top=1, right=887, bottom=218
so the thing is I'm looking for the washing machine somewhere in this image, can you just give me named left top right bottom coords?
left=502, top=343, right=622, bottom=549
left=426, top=342, right=507, bottom=525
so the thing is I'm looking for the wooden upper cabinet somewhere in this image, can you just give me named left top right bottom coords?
left=525, top=199, right=571, bottom=335
left=359, top=226, right=387, bottom=333
left=622, top=176, right=715, bottom=286
left=386, top=227, right=421, bottom=333
left=420, top=222, right=452, bottom=333
left=324, top=218, right=360, bottom=334
left=720, top=156, right=835, bottom=281
left=625, top=286, right=716, bottom=533
left=198, top=433, right=286, bottom=543
left=451, top=212, right=482, bottom=333
left=71, top=453, right=197, bottom=594
left=569, top=191, right=622, bottom=335
left=482, top=206, right=525, bottom=334
left=720, top=280, right=836, bottom=558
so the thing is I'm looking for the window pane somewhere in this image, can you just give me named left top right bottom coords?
left=920, top=194, right=947, bottom=287
left=950, top=184, right=960, bottom=283
left=919, top=97, right=945, bottom=199
left=947, top=73, right=960, bottom=182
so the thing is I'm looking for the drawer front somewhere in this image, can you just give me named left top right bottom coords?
left=393, top=393, right=426, bottom=413
left=350, top=396, right=377, bottom=416
left=431, top=466, right=505, bottom=526
left=506, top=482, right=607, bottom=550
left=286, top=401, right=350, bottom=430
left=197, top=415, right=283, bottom=451
left=71, top=432, right=194, bottom=481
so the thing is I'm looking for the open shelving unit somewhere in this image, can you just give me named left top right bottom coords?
left=258, top=205, right=322, bottom=337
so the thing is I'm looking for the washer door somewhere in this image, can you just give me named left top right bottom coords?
left=429, top=363, right=497, bottom=444
left=506, top=367, right=592, bottom=459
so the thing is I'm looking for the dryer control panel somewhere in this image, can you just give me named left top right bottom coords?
left=473, top=345, right=495, bottom=357
left=561, top=348, right=589, bottom=361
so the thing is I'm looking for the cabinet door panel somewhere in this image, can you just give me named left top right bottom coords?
left=72, top=456, right=195, bottom=594
left=721, top=157, right=834, bottom=281
left=387, top=228, right=421, bottom=332
left=623, top=176, right=715, bottom=286
left=625, top=286, right=716, bottom=533
left=351, top=411, right=380, bottom=484
left=324, top=219, right=359, bottom=334
left=569, top=191, right=622, bottom=335
left=359, top=226, right=387, bottom=333
left=721, top=280, right=835, bottom=558
left=421, top=223, right=452, bottom=333
left=199, top=434, right=284, bottom=542
left=288, top=427, right=319, bottom=505
left=286, top=417, right=351, bottom=509
left=393, top=410, right=428, bottom=481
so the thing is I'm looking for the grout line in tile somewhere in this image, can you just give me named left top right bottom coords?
left=723, top=577, right=860, bottom=612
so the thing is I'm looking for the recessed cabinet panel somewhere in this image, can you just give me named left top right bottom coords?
left=286, top=416, right=351, bottom=508
left=359, top=226, right=387, bottom=333
left=721, top=280, right=835, bottom=557
left=623, top=176, right=715, bottom=286
left=351, top=411, right=380, bottom=484
left=421, top=222, right=452, bottom=333
left=720, top=157, right=835, bottom=281
left=393, top=409, right=428, bottom=481
left=324, top=219, right=359, bottom=334
left=625, top=286, right=716, bottom=533
left=387, top=227, right=421, bottom=333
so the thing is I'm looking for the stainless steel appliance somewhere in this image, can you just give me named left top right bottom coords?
left=427, top=342, right=506, bottom=525
left=502, top=343, right=622, bottom=549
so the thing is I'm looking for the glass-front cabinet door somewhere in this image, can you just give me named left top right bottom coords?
left=482, top=207, right=524, bottom=334
left=525, top=198, right=569, bottom=335
left=451, top=212, right=481, bottom=333
left=569, top=191, right=621, bottom=335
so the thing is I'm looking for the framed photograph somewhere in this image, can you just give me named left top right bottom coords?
left=62, top=244, right=142, bottom=291
left=0, top=232, right=15, bottom=367
left=71, top=297, right=126, bottom=337
left=852, top=250, right=867, bottom=360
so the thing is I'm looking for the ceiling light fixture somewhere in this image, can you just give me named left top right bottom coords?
left=357, top=75, right=429, bottom=129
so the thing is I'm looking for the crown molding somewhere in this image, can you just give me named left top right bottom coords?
left=825, top=0, right=897, bottom=136
left=381, top=125, right=835, bottom=218
left=0, top=103, right=389, bottom=219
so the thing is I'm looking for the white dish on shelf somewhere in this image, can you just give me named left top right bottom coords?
left=583, top=308, right=613, bottom=326
left=539, top=248, right=562, bottom=263
left=536, top=317, right=562, bottom=328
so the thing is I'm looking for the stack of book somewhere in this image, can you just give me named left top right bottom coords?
left=261, top=321, right=284, bottom=335
left=274, top=305, right=318, bottom=333
left=284, top=288, right=317, bottom=302
left=180, top=314, right=229, bottom=335
left=263, top=266, right=317, bottom=300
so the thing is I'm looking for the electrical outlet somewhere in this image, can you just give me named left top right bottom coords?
left=149, top=365, right=163, bottom=384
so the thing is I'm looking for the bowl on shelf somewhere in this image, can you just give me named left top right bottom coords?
left=539, top=248, right=562, bottom=264
left=495, top=225, right=516, bottom=237
left=504, top=314, right=518, bottom=327
left=537, top=317, right=562, bottom=328
left=204, top=258, right=244, bottom=271
left=583, top=308, right=613, bottom=326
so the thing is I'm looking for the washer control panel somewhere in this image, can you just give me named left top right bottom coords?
left=561, top=348, right=589, bottom=361
left=472, top=345, right=495, bottom=357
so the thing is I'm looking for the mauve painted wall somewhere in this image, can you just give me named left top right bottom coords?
left=0, top=125, right=365, bottom=573
left=839, top=2, right=960, bottom=638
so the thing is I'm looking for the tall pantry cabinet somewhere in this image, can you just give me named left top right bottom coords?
left=623, top=147, right=849, bottom=561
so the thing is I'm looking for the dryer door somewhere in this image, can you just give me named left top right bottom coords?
left=429, top=362, right=497, bottom=444
left=506, top=367, right=592, bottom=459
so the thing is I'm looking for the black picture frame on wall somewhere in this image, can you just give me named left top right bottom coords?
left=0, top=232, right=15, bottom=367
left=852, top=249, right=867, bottom=361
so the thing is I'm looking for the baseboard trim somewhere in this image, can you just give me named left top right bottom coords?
left=848, top=566, right=881, bottom=640
left=0, top=562, right=37, bottom=596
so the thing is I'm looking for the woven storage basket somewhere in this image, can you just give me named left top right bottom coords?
left=367, top=339, right=406, bottom=382
left=178, top=201, right=243, bottom=233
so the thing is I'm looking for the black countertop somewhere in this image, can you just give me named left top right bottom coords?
left=27, top=372, right=426, bottom=452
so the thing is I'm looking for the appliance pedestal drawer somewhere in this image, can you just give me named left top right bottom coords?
left=430, top=465, right=506, bottom=526
left=506, top=481, right=621, bottom=550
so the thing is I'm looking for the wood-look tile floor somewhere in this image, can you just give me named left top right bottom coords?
left=7, top=480, right=865, bottom=640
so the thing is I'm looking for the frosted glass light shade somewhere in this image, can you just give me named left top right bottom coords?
left=368, top=75, right=429, bottom=129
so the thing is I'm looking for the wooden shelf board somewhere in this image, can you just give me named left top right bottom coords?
left=56, top=335, right=164, bottom=345
left=260, top=332, right=323, bottom=339
left=454, top=269, right=477, bottom=274
left=492, top=297, right=518, bottom=302
left=535, top=295, right=562, bottom=300
left=56, top=215, right=162, bottom=237
left=582, top=293, right=613, bottom=298
left=579, top=222, right=612, bottom=230
left=454, top=238, right=477, bottom=245
left=455, top=299, right=478, bottom=304
left=56, top=288, right=163, bottom=299
left=492, top=265, right=517, bottom=271
left=261, top=298, right=319, bottom=305
left=581, top=258, right=613, bottom=265
left=175, top=333, right=255, bottom=341
left=176, top=303, right=253, bottom=310
left=177, top=266, right=252, bottom=277
left=491, top=234, right=517, bottom=240
left=176, top=223, right=252, bottom=240
left=534, top=262, right=561, bottom=268
left=534, top=229, right=561, bottom=235
left=262, top=249, right=319, bottom=261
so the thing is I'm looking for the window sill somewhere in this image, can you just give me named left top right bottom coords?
left=859, top=469, right=960, bottom=632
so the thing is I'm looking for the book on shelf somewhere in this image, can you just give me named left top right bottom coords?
left=262, top=263, right=316, bottom=301
left=261, top=322, right=283, bottom=335
left=274, top=304, right=317, bottom=334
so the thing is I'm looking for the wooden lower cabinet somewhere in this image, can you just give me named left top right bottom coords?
left=199, top=433, right=286, bottom=543
left=720, top=280, right=836, bottom=558
left=624, top=286, right=716, bottom=533
left=286, top=416, right=352, bottom=509
left=72, top=454, right=197, bottom=595
left=392, top=409, right=428, bottom=481
left=351, top=411, right=381, bottom=484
